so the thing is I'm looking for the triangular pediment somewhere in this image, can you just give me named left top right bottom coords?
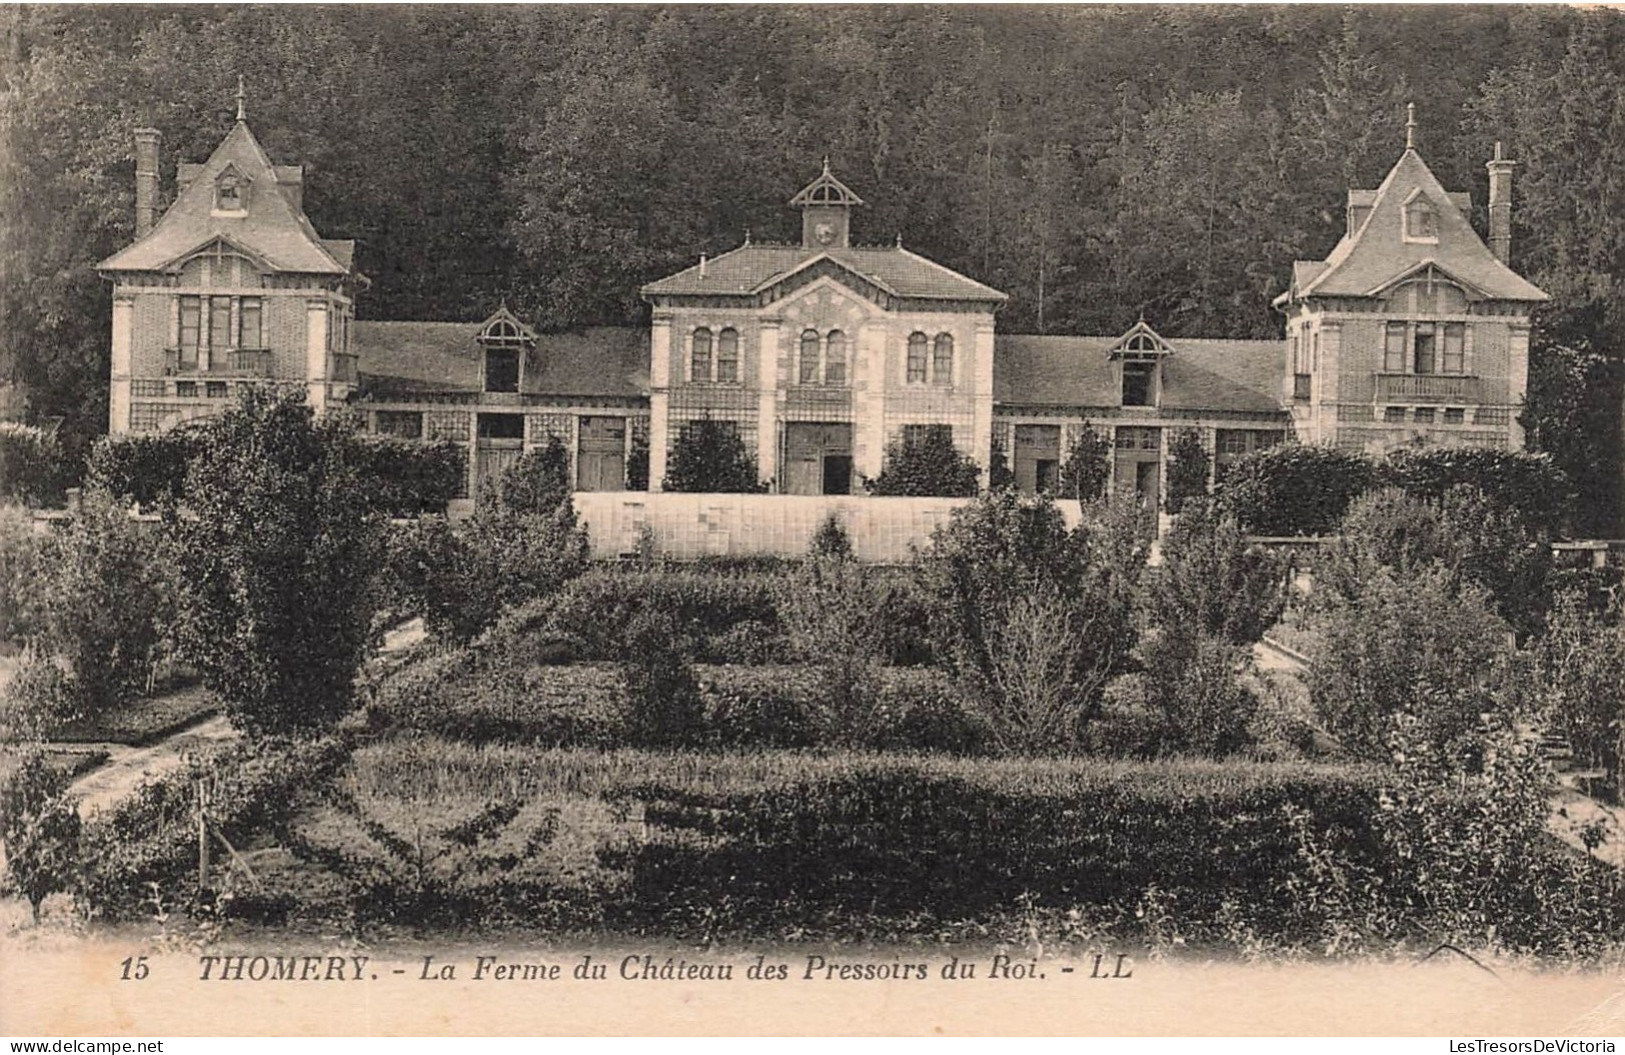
left=757, top=254, right=897, bottom=304
left=1107, top=319, right=1175, bottom=360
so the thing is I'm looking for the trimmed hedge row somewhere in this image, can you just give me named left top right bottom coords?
left=1218, top=444, right=1571, bottom=536
left=371, top=649, right=980, bottom=753
left=0, top=422, right=66, bottom=506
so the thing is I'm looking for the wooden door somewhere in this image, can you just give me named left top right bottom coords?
left=783, top=423, right=853, bottom=495
left=577, top=416, right=626, bottom=491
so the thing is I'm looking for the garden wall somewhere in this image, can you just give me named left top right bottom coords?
left=573, top=492, right=1086, bottom=563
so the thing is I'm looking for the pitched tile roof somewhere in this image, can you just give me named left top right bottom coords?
left=994, top=334, right=1285, bottom=415
left=641, top=244, right=1007, bottom=303
left=99, top=121, right=348, bottom=275
left=354, top=321, right=649, bottom=400
left=1293, top=149, right=1546, bottom=303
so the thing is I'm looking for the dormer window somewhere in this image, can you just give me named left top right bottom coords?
left=1107, top=321, right=1174, bottom=408
left=476, top=308, right=535, bottom=394
left=1403, top=191, right=1438, bottom=242
left=212, top=167, right=248, bottom=216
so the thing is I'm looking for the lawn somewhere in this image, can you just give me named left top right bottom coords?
left=52, top=684, right=218, bottom=746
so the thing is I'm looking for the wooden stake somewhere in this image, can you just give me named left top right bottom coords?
left=197, top=779, right=211, bottom=891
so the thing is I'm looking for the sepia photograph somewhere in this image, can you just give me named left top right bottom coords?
left=1, top=2, right=1625, bottom=1039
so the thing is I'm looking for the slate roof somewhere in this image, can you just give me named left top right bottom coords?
left=99, top=120, right=349, bottom=276
left=641, top=244, right=1007, bottom=303
left=994, top=335, right=1285, bottom=415
left=354, top=321, right=649, bottom=400
left=1290, top=149, right=1546, bottom=303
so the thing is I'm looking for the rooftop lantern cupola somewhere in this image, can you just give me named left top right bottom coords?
left=790, top=157, right=864, bottom=250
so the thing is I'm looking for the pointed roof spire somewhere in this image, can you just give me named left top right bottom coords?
left=895, top=232, right=903, bottom=249
left=235, top=74, right=246, bottom=123
left=822, top=155, right=831, bottom=175
left=1404, top=102, right=1416, bottom=151
left=743, top=226, right=751, bottom=246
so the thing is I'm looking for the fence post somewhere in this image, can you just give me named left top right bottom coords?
left=197, top=779, right=210, bottom=891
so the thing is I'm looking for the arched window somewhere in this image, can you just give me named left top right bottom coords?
left=906, top=332, right=928, bottom=383
left=933, top=333, right=954, bottom=383
left=799, top=329, right=821, bottom=384
left=691, top=327, right=713, bottom=381
left=716, top=328, right=740, bottom=383
left=825, top=330, right=847, bottom=385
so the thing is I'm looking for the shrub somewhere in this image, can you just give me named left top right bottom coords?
left=175, top=390, right=387, bottom=738
left=0, top=749, right=81, bottom=923
left=626, top=430, right=650, bottom=491
left=0, top=423, right=64, bottom=506
left=866, top=426, right=980, bottom=497
left=1060, top=421, right=1111, bottom=501
left=1139, top=630, right=1258, bottom=757
left=85, top=431, right=203, bottom=508
left=1381, top=446, right=1571, bottom=536
left=620, top=610, right=704, bottom=747
left=1150, top=497, right=1285, bottom=645
left=539, top=566, right=786, bottom=664
left=478, top=434, right=571, bottom=517
left=0, top=501, right=46, bottom=644
left=778, top=554, right=886, bottom=745
left=1321, top=487, right=1550, bottom=640
left=0, top=647, right=80, bottom=742
left=924, top=492, right=1143, bottom=752
left=347, top=436, right=465, bottom=516
left=35, top=491, right=177, bottom=717
left=808, top=512, right=853, bottom=560
left=1164, top=427, right=1210, bottom=514
left=1217, top=444, right=1374, bottom=536
left=662, top=416, right=765, bottom=493
left=1309, top=563, right=1512, bottom=760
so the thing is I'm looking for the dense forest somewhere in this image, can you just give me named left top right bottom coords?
left=3, top=5, right=1624, bottom=531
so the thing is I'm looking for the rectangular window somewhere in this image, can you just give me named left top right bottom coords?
left=1122, top=362, right=1155, bottom=406
left=1413, top=407, right=1435, bottom=425
left=485, top=348, right=520, bottom=393
left=205, top=381, right=228, bottom=400
left=1413, top=324, right=1436, bottom=375
left=477, top=412, right=524, bottom=440
left=1443, top=407, right=1465, bottom=425
left=1384, top=322, right=1407, bottom=372
left=178, top=296, right=201, bottom=369
left=1114, top=426, right=1160, bottom=451
left=176, top=381, right=198, bottom=398
left=1384, top=406, right=1406, bottom=423
left=209, top=296, right=232, bottom=350
left=902, top=424, right=952, bottom=447
left=239, top=297, right=263, bottom=349
left=376, top=410, right=425, bottom=439
left=1442, top=323, right=1465, bottom=374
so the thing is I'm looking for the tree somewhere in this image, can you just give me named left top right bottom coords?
left=38, top=490, right=176, bottom=717
left=778, top=552, right=886, bottom=746
left=1163, top=427, right=1210, bottom=514
left=174, top=390, right=386, bottom=738
left=0, top=751, right=81, bottom=924
left=1534, top=591, right=1625, bottom=801
left=1150, top=497, right=1285, bottom=646
left=662, top=416, right=766, bottom=494
left=924, top=491, right=1143, bottom=752
left=866, top=426, right=981, bottom=497
left=1059, top=421, right=1111, bottom=501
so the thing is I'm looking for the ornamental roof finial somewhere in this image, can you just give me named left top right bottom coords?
left=822, top=155, right=831, bottom=175
left=1405, top=102, right=1416, bottom=151
left=236, top=75, right=246, bottom=122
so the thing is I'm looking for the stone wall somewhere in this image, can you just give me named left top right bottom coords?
left=572, top=491, right=1085, bottom=563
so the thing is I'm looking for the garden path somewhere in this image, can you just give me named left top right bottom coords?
left=62, top=617, right=427, bottom=818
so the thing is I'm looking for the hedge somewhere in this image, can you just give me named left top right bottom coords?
left=348, top=435, right=465, bottom=516
left=86, top=432, right=201, bottom=507
left=1216, top=445, right=1374, bottom=536
left=0, top=422, right=65, bottom=506
left=1381, top=447, right=1571, bottom=533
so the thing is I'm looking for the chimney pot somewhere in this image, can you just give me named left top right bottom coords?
left=133, top=127, right=162, bottom=238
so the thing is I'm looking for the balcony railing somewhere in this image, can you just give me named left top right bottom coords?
left=164, top=347, right=274, bottom=377
left=1292, top=373, right=1312, bottom=401
left=1374, top=373, right=1481, bottom=405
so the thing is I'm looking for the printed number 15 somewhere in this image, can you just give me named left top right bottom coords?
left=120, top=955, right=150, bottom=981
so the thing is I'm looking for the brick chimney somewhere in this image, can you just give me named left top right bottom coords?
left=133, top=127, right=161, bottom=238
left=1487, top=141, right=1515, bottom=265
